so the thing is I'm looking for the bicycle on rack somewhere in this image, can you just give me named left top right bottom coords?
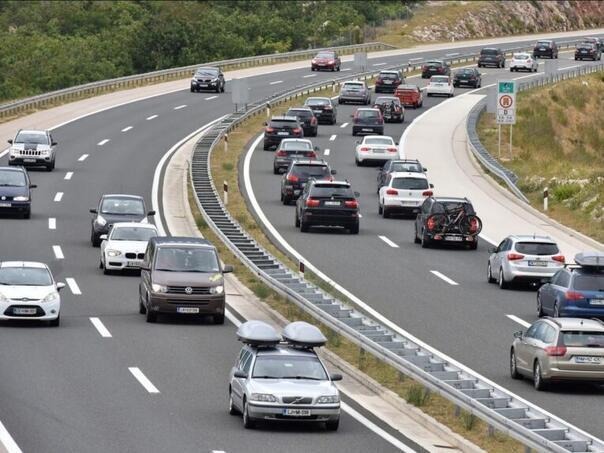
left=428, top=205, right=482, bottom=236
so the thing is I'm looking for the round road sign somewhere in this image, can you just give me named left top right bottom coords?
left=499, top=95, right=513, bottom=109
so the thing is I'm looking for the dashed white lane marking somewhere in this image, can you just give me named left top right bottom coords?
left=0, top=419, right=22, bottom=453
left=303, top=74, right=317, bottom=78
left=205, top=95, right=218, bottom=100
left=174, top=104, right=187, bottom=110
left=64, top=172, right=73, bottom=180
left=54, top=192, right=63, bottom=202
left=52, top=245, right=64, bottom=260
left=65, top=278, right=81, bottom=295
left=379, top=236, right=399, bottom=248
left=89, top=317, right=112, bottom=338
left=121, top=126, right=133, bottom=132
left=446, top=52, right=460, bottom=57
left=340, top=122, right=349, bottom=128
left=324, top=148, right=330, bottom=156
left=78, top=154, right=88, bottom=162
left=329, top=134, right=337, bottom=141
left=506, top=314, right=531, bottom=328
left=48, top=218, right=56, bottom=230
left=97, top=139, right=109, bottom=146
left=341, top=68, right=352, bottom=72
left=430, top=270, right=459, bottom=286
left=373, top=62, right=387, bottom=66
left=129, top=367, right=160, bottom=393
left=409, top=57, right=423, bottom=62
left=146, top=114, right=158, bottom=120
left=269, top=80, right=283, bottom=85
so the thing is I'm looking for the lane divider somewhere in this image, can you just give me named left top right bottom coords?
left=53, top=192, right=63, bottom=202
left=146, top=114, right=158, bottom=121
left=89, top=317, right=112, bottom=338
left=128, top=367, right=160, bottom=394
left=303, top=74, right=317, bottom=78
left=174, top=104, right=187, bottom=110
left=97, top=139, right=109, bottom=146
left=269, top=80, right=283, bottom=85
left=65, top=278, right=81, bottom=295
left=329, top=134, right=337, bottom=141
left=204, top=95, right=218, bottom=101
left=0, top=420, right=21, bottom=453
left=121, top=126, right=133, bottom=132
left=506, top=314, right=531, bottom=328
left=64, top=172, right=73, bottom=180
left=78, top=154, right=88, bottom=162
left=340, top=122, right=349, bottom=128
left=52, top=245, right=64, bottom=260
left=430, top=270, right=459, bottom=286
left=48, top=218, right=56, bottom=230
left=324, top=148, right=330, bottom=156
left=379, top=235, right=399, bottom=248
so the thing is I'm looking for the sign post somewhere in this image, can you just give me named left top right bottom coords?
left=496, top=80, right=517, bottom=159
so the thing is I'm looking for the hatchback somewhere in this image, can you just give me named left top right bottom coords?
left=311, top=50, right=341, bottom=72
left=477, top=48, right=505, bottom=68
left=338, top=81, right=371, bottom=105
left=453, top=68, right=482, bottom=88
left=376, top=159, right=426, bottom=193
left=394, top=84, right=423, bottom=109
left=374, top=70, right=404, bottom=93
left=426, top=76, right=454, bottom=97
left=351, top=108, right=384, bottom=136
left=509, top=53, right=538, bottom=72
left=575, top=42, right=601, bottom=61
left=378, top=172, right=433, bottom=218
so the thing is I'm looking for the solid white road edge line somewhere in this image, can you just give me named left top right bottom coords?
left=52, top=245, right=64, bottom=260
left=128, top=367, right=160, bottom=394
left=48, top=218, right=56, bottom=230
left=373, top=62, right=387, bottom=66
left=121, top=126, right=133, bottom=132
left=303, top=74, right=317, bottom=78
left=0, top=420, right=22, bottom=453
left=54, top=192, right=63, bottom=202
left=89, top=317, right=112, bottom=338
left=64, top=172, right=73, bottom=180
left=97, top=139, right=109, bottom=146
left=378, top=235, right=399, bottom=248
left=506, top=314, right=531, bottom=328
left=430, top=270, right=459, bottom=286
left=146, top=114, right=158, bottom=120
left=243, top=132, right=598, bottom=440
left=78, top=154, right=88, bottom=162
left=65, top=278, right=81, bottom=295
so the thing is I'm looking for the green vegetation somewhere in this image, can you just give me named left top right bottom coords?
left=477, top=73, right=604, bottom=243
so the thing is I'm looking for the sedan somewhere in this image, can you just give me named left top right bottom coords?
left=311, top=50, right=341, bottom=72
left=426, top=76, right=454, bottom=97
left=453, top=68, right=482, bottom=88
left=355, top=135, right=398, bottom=166
left=100, top=222, right=158, bottom=274
left=510, top=53, right=538, bottom=72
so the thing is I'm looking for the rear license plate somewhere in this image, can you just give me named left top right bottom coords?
left=528, top=261, right=545, bottom=267
left=177, top=307, right=200, bottom=314
left=384, top=80, right=392, bottom=84
left=324, top=201, right=341, bottom=206
left=127, top=261, right=141, bottom=267
left=539, top=48, right=545, bottom=51
left=24, top=158, right=36, bottom=163
left=589, top=299, right=604, bottom=305
left=277, top=131, right=289, bottom=136
left=362, top=128, right=372, bottom=132
left=445, top=236, right=463, bottom=242
left=14, top=308, right=36, bottom=315
left=575, top=356, right=601, bottom=364
left=581, top=51, right=587, bottom=53
left=401, top=201, right=416, bottom=206
left=373, top=148, right=384, bottom=153
left=0, top=202, right=11, bottom=207
left=435, top=83, right=444, bottom=87
left=283, top=408, right=311, bottom=416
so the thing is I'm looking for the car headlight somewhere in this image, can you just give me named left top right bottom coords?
left=96, top=214, right=107, bottom=226
left=13, top=196, right=29, bottom=201
left=107, top=249, right=122, bottom=257
left=140, top=217, right=149, bottom=224
left=191, top=78, right=197, bottom=82
left=42, top=291, right=59, bottom=303
left=151, top=283, right=167, bottom=293
left=250, top=393, right=277, bottom=402
left=210, top=285, right=224, bottom=295
left=211, top=78, right=218, bottom=83
left=317, top=395, right=339, bottom=404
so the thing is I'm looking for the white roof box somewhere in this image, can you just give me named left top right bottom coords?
left=237, top=321, right=280, bottom=347
left=282, top=321, right=327, bottom=348
left=575, top=252, right=604, bottom=268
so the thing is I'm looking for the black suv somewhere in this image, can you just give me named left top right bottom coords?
left=477, top=48, right=505, bottom=68
left=262, top=116, right=304, bottom=150
left=190, top=67, right=225, bottom=93
left=295, top=180, right=360, bottom=234
left=304, top=97, right=337, bottom=125
left=281, top=159, right=335, bottom=205
left=453, top=68, right=482, bottom=88
left=0, top=166, right=36, bottom=219
left=377, top=159, right=426, bottom=193
left=414, top=197, right=481, bottom=250
left=374, top=70, right=404, bottom=93
left=286, top=107, right=318, bottom=137
left=575, top=42, right=601, bottom=61
left=533, top=40, right=558, bottom=59
left=421, top=60, right=450, bottom=78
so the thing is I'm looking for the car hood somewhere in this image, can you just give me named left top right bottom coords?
left=247, top=378, right=337, bottom=398
left=105, top=240, right=149, bottom=252
left=11, top=143, right=51, bottom=151
left=0, top=285, right=55, bottom=300
left=0, top=185, right=29, bottom=198
left=152, top=270, right=223, bottom=287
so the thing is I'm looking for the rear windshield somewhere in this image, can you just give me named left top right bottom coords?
left=561, top=331, right=604, bottom=348
left=480, top=49, right=498, bottom=55
left=287, top=109, right=313, bottom=118
left=514, top=242, right=559, bottom=255
left=513, top=54, right=530, bottom=60
left=536, top=41, right=552, bottom=47
left=0, top=170, right=26, bottom=187
left=365, top=137, right=392, bottom=145
left=397, top=88, right=417, bottom=93
left=456, top=68, right=475, bottom=74
left=431, top=76, right=449, bottom=83
left=573, top=273, right=604, bottom=291
left=433, top=201, right=475, bottom=215
left=357, top=110, right=379, bottom=118
left=292, top=165, right=329, bottom=177
left=270, top=120, right=298, bottom=128
left=14, top=132, right=49, bottom=144
left=305, top=98, right=329, bottom=106
left=392, top=178, right=428, bottom=190
left=426, top=61, right=442, bottom=67
left=310, top=186, right=353, bottom=198
left=0, top=267, right=52, bottom=286
left=379, top=72, right=398, bottom=79
left=155, top=247, right=219, bottom=273
left=343, top=83, right=363, bottom=90
left=281, top=141, right=312, bottom=151
left=390, top=162, right=422, bottom=172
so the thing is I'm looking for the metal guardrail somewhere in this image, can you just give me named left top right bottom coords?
left=467, top=61, right=604, bottom=204
left=0, top=42, right=394, bottom=121
left=188, top=42, right=604, bottom=452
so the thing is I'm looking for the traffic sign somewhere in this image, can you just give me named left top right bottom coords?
left=496, top=79, right=516, bottom=124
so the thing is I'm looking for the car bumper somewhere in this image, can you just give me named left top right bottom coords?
left=559, top=305, right=604, bottom=319
left=9, top=155, right=53, bottom=166
left=533, top=51, right=553, bottom=58
left=454, top=79, right=478, bottom=86
left=339, top=95, right=367, bottom=103
left=248, top=402, right=340, bottom=422
left=356, top=152, right=397, bottom=162
left=427, top=87, right=453, bottom=95
left=504, top=265, right=559, bottom=282
left=510, top=63, right=534, bottom=70
left=282, top=185, right=305, bottom=199
left=426, top=232, right=477, bottom=244
left=0, top=300, right=60, bottom=321
left=147, top=293, right=225, bottom=315
left=575, top=53, right=597, bottom=59
left=543, top=368, right=604, bottom=382
left=312, top=64, right=336, bottom=71
left=104, top=255, right=144, bottom=270
left=383, top=198, right=423, bottom=213
left=352, top=125, right=383, bottom=135
left=302, top=211, right=359, bottom=228
left=0, top=201, right=31, bottom=212
left=375, top=84, right=397, bottom=93
left=478, top=60, right=500, bottom=66
left=191, top=81, right=220, bottom=90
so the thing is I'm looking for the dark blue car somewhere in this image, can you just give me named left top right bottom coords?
left=537, top=252, right=604, bottom=318
left=0, top=166, right=36, bottom=219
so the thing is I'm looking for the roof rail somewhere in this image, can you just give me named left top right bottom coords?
left=542, top=316, right=562, bottom=328
left=590, top=318, right=604, bottom=328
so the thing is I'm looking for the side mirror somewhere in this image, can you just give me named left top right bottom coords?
left=90, top=208, right=98, bottom=214
left=147, top=210, right=156, bottom=216
left=7, top=139, right=13, bottom=144
left=29, top=184, right=37, bottom=189
left=56, top=282, right=66, bottom=291
left=330, top=169, right=337, bottom=175
left=487, top=247, right=496, bottom=254
left=513, top=331, right=523, bottom=339
left=100, top=234, right=108, bottom=241
left=423, top=167, right=428, bottom=172
left=234, top=370, right=248, bottom=379
left=429, top=183, right=434, bottom=189
left=223, top=264, right=234, bottom=273
left=354, top=191, right=360, bottom=197
left=51, top=141, right=58, bottom=146
left=330, top=373, right=343, bottom=382
left=314, top=146, right=320, bottom=151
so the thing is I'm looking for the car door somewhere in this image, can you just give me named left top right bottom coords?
left=231, top=348, right=252, bottom=408
left=491, top=239, right=506, bottom=271
left=521, top=322, right=547, bottom=372
left=516, top=322, right=540, bottom=372
left=541, top=270, right=563, bottom=313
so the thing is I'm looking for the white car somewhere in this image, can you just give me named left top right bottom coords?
left=0, top=261, right=65, bottom=326
left=378, top=171, right=433, bottom=218
left=8, top=129, right=57, bottom=171
left=354, top=135, right=399, bottom=166
left=510, top=53, right=538, bottom=72
left=100, top=222, right=158, bottom=274
left=426, top=76, right=454, bottom=97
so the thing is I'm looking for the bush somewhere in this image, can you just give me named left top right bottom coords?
left=405, top=384, right=431, bottom=407
left=552, top=184, right=581, bottom=201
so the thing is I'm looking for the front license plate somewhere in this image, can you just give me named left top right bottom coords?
left=445, top=236, right=463, bottom=242
left=177, top=307, right=200, bottom=314
left=14, top=308, right=36, bottom=315
left=0, top=202, right=11, bottom=207
left=539, top=48, right=545, bottom=51
left=24, top=158, right=36, bottom=163
left=589, top=299, right=604, bottom=305
left=581, top=51, right=587, bottom=53
left=324, top=201, right=341, bottom=206
left=575, top=356, right=601, bottom=364
left=528, top=261, right=544, bottom=267
left=198, top=83, right=208, bottom=87
left=127, top=261, right=141, bottom=267
left=283, top=408, right=311, bottom=416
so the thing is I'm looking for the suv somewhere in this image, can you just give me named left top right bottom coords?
left=296, top=180, right=360, bottom=234
left=487, top=235, right=564, bottom=289
left=338, top=80, right=371, bottom=105
left=304, top=97, right=337, bottom=125
left=286, top=107, right=318, bottom=137
left=575, top=42, right=601, bottom=61
left=273, top=139, right=318, bottom=174
left=190, top=67, right=225, bottom=93
left=374, top=70, right=404, bottom=93
left=510, top=317, right=604, bottom=390
left=533, top=40, right=558, bottom=59
left=583, top=37, right=604, bottom=52
left=373, top=96, right=404, bottom=123
left=280, top=159, right=335, bottom=204
left=263, top=116, right=304, bottom=150
left=0, top=166, right=36, bottom=219
left=421, top=60, right=450, bottom=78
left=378, top=172, right=433, bottom=218
left=311, top=50, right=341, bottom=72
left=477, top=48, right=505, bottom=68
left=453, top=68, right=482, bottom=87
left=8, top=129, right=57, bottom=171
left=90, top=194, right=155, bottom=246
left=414, top=197, right=481, bottom=249
left=376, top=159, right=426, bottom=193
left=351, top=108, right=384, bottom=136
left=537, top=252, right=604, bottom=318
left=139, top=237, right=234, bottom=324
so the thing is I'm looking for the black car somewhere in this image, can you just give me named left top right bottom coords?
left=374, top=70, right=404, bottom=93
left=575, top=42, right=601, bottom=61
left=286, top=107, right=318, bottom=137
left=262, top=116, right=304, bottom=150
left=190, top=67, right=225, bottom=93
left=533, top=40, right=558, bottom=59
left=281, top=159, right=335, bottom=204
left=273, top=139, right=318, bottom=174
left=377, top=159, right=426, bottom=193
left=373, top=97, right=404, bottom=123
left=304, top=97, right=337, bottom=125
left=583, top=37, right=604, bottom=52
left=0, top=166, right=36, bottom=219
left=90, top=194, right=155, bottom=246
left=477, top=48, right=505, bottom=68
left=295, top=180, right=359, bottom=234
left=414, top=197, right=481, bottom=250
left=453, top=68, right=482, bottom=88
left=421, top=60, right=450, bottom=78
left=351, top=108, right=384, bottom=136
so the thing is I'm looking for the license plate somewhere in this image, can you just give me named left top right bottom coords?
left=324, top=201, right=340, bottom=206
left=198, top=83, right=208, bottom=87
left=277, top=131, right=289, bottom=136
left=575, top=356, right=601, bottom=364
left=0, top=202, right=11, bottom=207
left=283, top=408, right=311, bottom=416
left=362, top=128, right=372, bottom=132
left=312, top=110, right=321, bottom=114
left=445, top=236, right=463, bottom=242
left=14, top=308, right=36, bottom=315
left=581, top=51, right=587, bottom=53
left=590, top=299, right=604, bottom=305
left=177, top=307, right=200, bottom=314
left=24, top=158, right=36, bottom=163
left=401, top=201, right=416, bottom=206
left=318, top=64, right=325, bottom=66
left=539, top=48, right=545, bottom=51
left=434, top=83, right=444, bottom=87
left=384, top=80, right=392, bottom=84
left=528, top=261, right=545, bottom=267
left=127, top=261, right=141, bottom=267
left=373, top=148, right=384, bottom=153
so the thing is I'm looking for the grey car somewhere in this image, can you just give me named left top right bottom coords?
left=229, top=321, right=342, bottom=430
left=487, top=235, right=564, bottom=289
left=338, top=80, right=371, bottom=105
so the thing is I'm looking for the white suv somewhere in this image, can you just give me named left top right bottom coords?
left=8, top=129, right=57, bottom=171
left=378, top=171, right=433, bottom=218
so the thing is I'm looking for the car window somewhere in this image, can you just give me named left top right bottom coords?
left=374, top=98, right=400, bottom=106
left=238, top=348, right=250, bottom=367
left=431, top=76, right=449, bottom=83
left=0, top=170, right=27, bottom=187
left=305, top=98, right=329, bottom=106
left=398, top=88, right=418, bottom=94
left=154, top=247, right=220, bottom=273
left=241, top=352, right=254, bottom=374
left=357, top=110, right=379, bottom=119
left=480, top=49, right=499, bottom=55
left=110, top=227, right=157, bottom=241
left=316, top=52, right=335, bottom=59
left=310, top=186, right=354, bottom=198
left=365, top=137, right=393, bottom=145
left=292, top=165, right=329, bottom=177
left=525, top=323, right=540, bottom=339
left=14, top=132, right=49, bottom=144
left=536, top=41, right=551, bottom=47
left=252, top=355, right=328, bottom=380
left=573, top=273, right=604, bottom=291
left=514, top=54, right=530, bottom=60
left=391, top=162, right=422, bottom=172
left=426, top=61, right=442, bottom=66
left=379, top=72, right=398, bottom=79
left=281, top=141, right=312, bottom=151
left=100, top=198, right=145, bottom=215
left=561, top=331, right=604, bottom=348
left=391, top=177, right=429, bottom=190
left=557, top=272, right=571, bottom=288
left=542, top=325, right=557, bottom=344
left=457, top=69, right=475, bottom=74
left=269, top=120, right=298, bottom=128
left=0, top=267, right=53, bottom=286
left=514, top=242, right=559, bottom=255
left=432, top=201, right=475, bottom=215
left=195, top=69, right=219, bottom=77
left=287, top=109, right=313, bottom=119
left=343, top=83, right=364, bottom=90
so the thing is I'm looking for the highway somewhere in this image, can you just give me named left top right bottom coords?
left=0, top=31, right=602, bottom=451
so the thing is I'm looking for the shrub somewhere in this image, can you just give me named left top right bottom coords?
left=552, top=184, right=581, bottom=201
left=406, top=384, right=431, bottom=407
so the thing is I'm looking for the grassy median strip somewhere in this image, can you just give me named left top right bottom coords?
left=477, top=72, right=604, bottom=243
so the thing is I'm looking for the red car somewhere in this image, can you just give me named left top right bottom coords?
left=311, top=50, right=341, bottom=72
left=395, top=84, right=423, bottom=109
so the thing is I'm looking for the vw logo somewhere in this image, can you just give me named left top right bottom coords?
left=184, top=287, right=193, bottom=295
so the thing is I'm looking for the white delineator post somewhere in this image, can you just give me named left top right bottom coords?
left=299, top=260, right=305, bottom=278
left=224, top=133, right=228, bottom=153
left=266, top=102, right=271, bottom=118
left=543, top=187, right=549, bottom=211
left=223, top=181, right=228, bottom=206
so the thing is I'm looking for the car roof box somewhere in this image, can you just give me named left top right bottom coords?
left=237, top=321, right=280, bottom=347
left=282, top=321, right=327, bottom=348
left=574, top=252, right=604, bottom=269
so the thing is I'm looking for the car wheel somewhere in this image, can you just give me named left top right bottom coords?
left=536, top=293, right=544, bottom=317
left=103, top=267, right=111, bottom=275
left=326, top=418, right=340, bottom=431
left=414, top=225, right=421, bottom=244
left=338, top=98, right=343, bottom=105
left=295, top=211, right=300, bottom=228
left=99, top=259, right=104, bottom=270
left=331, top=117, right=337, bottom=125
left=300, top=219, right=309, bottom=232
left=229, top=388, right=240, bottom=415
left=23, top=208, right=31, bottom=219
left=273, top=167, right=279, bottom=175
left=213, top=314, right=225, bottom=325
left=498, top=268, right=509, bottom=289
left=46, top=160, right=55, bottom=171
left=139, top=297, right=146, bottom=314
left=427, top=93, right=432, bottom=97
left=487, top=262, right=496, bottom=283
left=533, top=361, right=547, bottom=391
left=145, top=306, right=157, bottom=323
left=349, top=223, right=359, bottom=235
left=48, top=315, right=60, bottom=327
left=378, top=204, right=383, bottom=215
left=382, top=207, right=390, bottom=219
left=91, top=231, right=101, bottom=247
left=553, top=301, right=560, bottom=318
left=282, top=196, right=291, bottom=205
left=262, top=142, right=270, bottom=151
left=510, top=350, right=521, bottom=380
left=221, top=84, right=225, bottom=93
left=420, top=232, right=430, bottom=249
left=355, top=158, right=361, bottom=166
left=190, top=87, right=195, bottom=92
left=243, top=399, right=255, bottom=429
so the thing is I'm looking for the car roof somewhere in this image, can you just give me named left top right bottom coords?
left=507, top=235, right=556, bottom=243
left=536, top=39, right=553, bottom=43
left=390, top=171, right=428, bottom=179
left=17, top=129, right=48, bottom=135
left=363, top=135, right=392, bottom=140
left=0, top=261, right=48, bottom=269
left=481, top=47, right=500, bottom=51
left=343, top=80, right=364, bottom=84
left=305, top=96, right=330, bottom=101
left=379, top=70, right=399, bottom=74
left=287, top=107, right=313, bottom=112
left=280, top=138, right=312, bottom=144
left=432, top=196, right=470, bottom=203
left=426, top=59, right=444, bottom=63
left=356, top=108, right=380, bottom=112
left=311, top=180, right=350, bottom=187
left=512, top=52, right=531, bottom=56
left=375, top=96, right=398, bottom=101
left=101, top=194, right=144, bottom=200
left=255, top=345, right=318, bottom=358
left=110, top=222, right=158, bottom=230
left=150, top=236, right=214, bottom=248
left=543, top=317, right=604, bottom=331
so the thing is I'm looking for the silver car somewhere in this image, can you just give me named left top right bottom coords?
left=487, top=235, right=564, bottom=289
left=229, top=321, right=342, bottom=430
left=338, top=80, right=371, bottom=105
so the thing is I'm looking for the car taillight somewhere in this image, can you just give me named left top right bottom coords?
left=422, top=190, right=433, bottom=196
left=387, top=147, right=397, bottom=153
left=344, top=200, right=359, bottom=208
left=565, top=291, right=585, bottom=301
left=305, top=151, right=317, bottom=158
left=305, top=198, right=320, bottom=207
left=276, top=150, right=287, bottom=157
left=266, top=127, right=275, bottom=133
left=310, top=116, right=317, bottom=125
left=552, top=255, right=565, bottom=263
left=287, top=175, right=299, bottom=183
left=507, top=253, right=524, bottom=261
left=426, top=216, right=437, bottom=230
left=360, top=146, right=370, bottom=152
left=293, top=128, right=302, bottom=135
left=545, top=346, right=567, bottom=357
left=324, top=105, right=332, bottom=110
left=386, top=189, right=398, bottom=195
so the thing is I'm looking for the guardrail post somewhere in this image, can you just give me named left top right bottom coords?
left=488, top=425, right=495, bottom=437
left=543, top=187, right=548, bottom=211
left=299, top=260, right=305, bottom=278
left=358, top=346, right=366, bottom=370
left=266, top=102, right=271, bottom=118
left=454, top=405, right=461, bottom=417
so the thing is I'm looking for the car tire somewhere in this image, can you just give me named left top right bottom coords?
left=190, top=87, right=195, bottom=92
left=378, top=204, right=383, bottom=215
left=243, top=399, right=255, bottom=429
left=91, top=231, right=101, bottom=247
left=229, top=388, right=240, bottom=415
left=282, top=196, right=291, bottom=206
left=273, top=167, right=279, bottom=175
left=48, top=315, right=60, bottom=327
left=498, top=268, right=509, bottom=289
left=295, top=211, right=300, bottom=228
left=420, top=233, right=431, bottom=249
left=533, top=361, right=547, bottom=391
left=46, top=160, right=55, bottom=171
left=382, top=207, right=390, bottom=219
left=139, top=298, right=146, bottom=314
left=536, top=293, right=544, bottom=317
left=262, top=142, right=270, bottom=151
left=350, top=223, right=359, bottom=235
left=487, top=262, right=496, bottom=283
left=99, top=259, right=104, bottom=270
left=338, top=98, right=343, bottom=105
left=326, top=418, right=339, bottom=431
left=331, top=117, right=337, bottom=125
left=23, top=208, right=31, bottom=219
left=145, top=306, right=157, bottom=323
left=213, top=314, right=225, bottom=325
left=300, top=220, right=309, bottom=232
left=103, top=267, right=111, bottom=275
left=510, top=350, right=521, bottom=380
left=427, top=93, right=432, bottom=97
left=221, top=84, right=225, bottom=93
left=414, top=225, right=421, bottom=244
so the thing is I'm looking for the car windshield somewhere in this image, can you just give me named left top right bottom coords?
left=431, top=76, right=449, bottom=83
left=100, top=198, right=145, bottom=215
left=514, top=54, right=530, bottom=60
left=433, top=201, right=475, bottom=214
left=561, top=331, right=604, bottom=348
left=392, top=177, right=428, bottom=190
left=14, top=132, right=49, bottom=144
left=344, top=83, right=363, bottom=91
left=573, top=273, right=604, bottom=291
left=252, top=355, right=328, bottom=380
left=365, top=137, right=393, bottom=145
left=270, top=120, right=297, bottom=128
left=281, top=141, right=312, bottom=151
left=287, top=109, right=312, bottom=118
left=154, top=247, right=219, bottom=273
left=0, top=170, right=26, bottom=187
left=195, top=69, right=218, bottom=77
left=310, top=186, right=353, bottom=198
left=515, top=242, right=559, bottom=255
left=380, top=72, right=398, bottom=79
left=316, top=52, right=334, bottom=59
left=390, top=162, right=422, bottom=172
left=292, top=165, right=329, bottom=177
left=577, top=44, right=593, bottom=49
left=305, top=98, right=329, bottom=106
left=481, top=49, right=498, bottom=55
left=110, top=227, right=157, bottom=241
left=0, top=267, right=52, bottom=286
